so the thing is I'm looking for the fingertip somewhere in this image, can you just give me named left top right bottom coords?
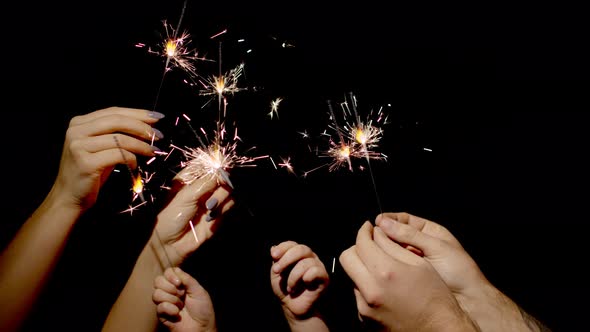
left=272, top=262, right=281, bottom=274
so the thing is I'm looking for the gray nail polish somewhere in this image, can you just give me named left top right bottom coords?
left=151, top=145, right=162, bottom=152
left=206, top=197, right=218, bottom=210
left=152, top=128, right=164, bottom=139
left=148, top=111, right=165, bottom=119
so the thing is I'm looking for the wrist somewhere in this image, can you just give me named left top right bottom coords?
left=283, top=307, right=328, bottom=332
left=148, top=232, right=183, bottom=268
left=45, top=184, right=84, bottom=217
left=461, top=280, right=541, bottom=332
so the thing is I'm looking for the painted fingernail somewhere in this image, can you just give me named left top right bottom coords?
left=205, top=197, right=218, bottom=210
left=151, top=146, right=162, bottom=152
left=148, top=111, right=166, bottom=119
left=152, top=128, right=164, bottom=139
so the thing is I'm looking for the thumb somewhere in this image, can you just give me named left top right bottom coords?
left=175, top=267, right=208, bottom=298
left=376, top=216, right=444, bottom=257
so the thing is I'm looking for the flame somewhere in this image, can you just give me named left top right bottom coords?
left=339, top=145, right=351, bottom=158
left=355, top=127, right=367, bottom=145
left=132, top=174, right=144, bottom=194
left=215, top=76, right=225, bottom=95
left=165, top=39, right=177, bottom=57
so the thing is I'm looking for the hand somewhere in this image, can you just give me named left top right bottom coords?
left=153, top=170, right=234, bottom=266
left=376, top=213, right=486, bottom=298
left=339, top=221, right=478, bottom=332
left=153, top=267, right=216, bottom=332
left=51, top=107, right=164, bottom=211
left=376, top=213, right=547, bottom=332
left=270, top=241, right=330, bottom=321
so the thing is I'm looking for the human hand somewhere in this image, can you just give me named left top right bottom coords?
left=153, top=170, right=234, bottom=266
left=153, top=267, right=216, bottom=332
left=339, top=221, right=478, bottom=332
left=376, top=213, right=547, bottom=332
left=50, top=107, right=164, bottom=212
left=376, top=213, right=486, bottom=297
left=270, top=241, right=330, bottom=321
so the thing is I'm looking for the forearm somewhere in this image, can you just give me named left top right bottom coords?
left=0, top=188, right=81, bottom=332
left=101, top=234, right=175, bottom=332
left=461, top=281, right=551, bottom=332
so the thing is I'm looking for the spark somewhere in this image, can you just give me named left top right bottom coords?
left=269, top=97, right=282, bottom=119
left=332, top=257, right=336, bottom=273
left=423, top=147, right=433, bottom=152
left=210, top=29, right=227, bottom=40
left=171, top=131, right=267, bottom=187
left=278, top=156, right=295, bottom=174
left=298, top=130, right=309, bottom=139
left=304, top=93, right=388, bottom=176
left=199, top=63, right=246, bottom=99
left=120, top=201, right=147, bottom=216
left=189, top=220, right=199, bottom=243
left=141, top=20, right=211, bottom=77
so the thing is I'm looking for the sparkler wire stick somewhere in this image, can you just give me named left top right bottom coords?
left=152, top=0, right=189, bottom=114
left=348, top=93, right=383, bottom=215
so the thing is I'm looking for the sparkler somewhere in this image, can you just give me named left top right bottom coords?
left=169, top=125, right=268, bottom=188
left=303, top=93, right=388, bottom=213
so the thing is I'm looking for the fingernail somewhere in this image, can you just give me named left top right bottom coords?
left=206, top=197, right=218, bottom=210
left=286, top=286, right=292, bottom=293
left=379, top=217, right=394, bottom=229
left=148, top=111, right=166, bottom=119
left=151, top=146, right=162, bottom=152
left=152, top=128, right=164, bottom=139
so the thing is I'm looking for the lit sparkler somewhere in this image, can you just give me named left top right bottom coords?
left=198, top=62, right=246, bottom=110
left=169, top=126, right=268, bottom=188
left=303, top=93, right=388, bottom=213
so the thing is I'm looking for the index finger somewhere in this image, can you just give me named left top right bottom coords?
left=377, top=212, right=459, bottom=245
left=355, top=221, right=402, bottom=274
left=70, top=106, right=164, bottom=126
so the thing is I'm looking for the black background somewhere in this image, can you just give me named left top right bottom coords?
left=2, top=0, right=589, bottom=331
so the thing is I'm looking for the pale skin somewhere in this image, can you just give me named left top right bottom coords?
left=0, top=107, right=164, bottom=332
left=153, top=267, right=217, bottom=332
left=270, top=241, right=330, bottom=332
left=101, top=170, right=234, bottom=332
left=339, top=221, right=480, bottom=332
left=375, top=212, right=552, bottom=332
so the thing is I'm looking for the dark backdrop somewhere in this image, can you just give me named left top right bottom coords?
left=2, top=1, right=589, bottom=331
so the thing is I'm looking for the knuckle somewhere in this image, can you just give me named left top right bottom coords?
left=364, top=290, right=384, bottom=307
left=378, top=269, right=395, bottom=282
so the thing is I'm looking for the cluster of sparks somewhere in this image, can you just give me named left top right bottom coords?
left=170, top=126, right=268, bottom=187
left=123, top=20, right=273, bottom=216
left=136, top=20, right=211, bottom=77
left=303, top=93, right=388, bottom=177
left=125, top=7, right=390, bottom=216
